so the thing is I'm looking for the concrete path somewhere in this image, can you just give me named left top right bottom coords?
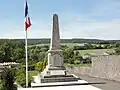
left=18, top=85, right=101, bottom=90
left=74, top=73, right=120, bottom=90
left=18, top=80, right=102, bottom=90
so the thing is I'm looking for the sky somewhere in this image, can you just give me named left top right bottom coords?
left=0, top=0, right=120, bottom=40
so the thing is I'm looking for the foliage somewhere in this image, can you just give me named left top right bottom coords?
left=73, top=44, right=113, bottom=50
left=0, top=68, right=17, bottom=90
left=76, top=49, right=114, bottom=56
left=28, top=45, right=48, bottom=64
left=35, top=60, right=47, bottom=72
left=64, top=48, right=74, bottom=58
left=0, top=40, right=25, bottom=63
left=74, top=59, right=81, bottom=64
left=15, top=68, right=33, bottom=87
left=85, top=57, right=92, bottom=64
left=115, top=47, right=120, bottom=55
left=17, top=38, right=119, bottom=45
left=42, top=60, right=48, bottom=70
left=114, top=42, right=120, bottom=48
left=35, top=62, right=44, bottom=72
left=0, top=39, right=115, bottom=66
left=67, top=58, right=74, bottom=64
left=61, top=45, right=68, bottom=50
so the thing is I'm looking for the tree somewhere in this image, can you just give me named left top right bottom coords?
left=0, top=40, right=25, bottom=63
left=61, top=45, right=68, bottom=50
left=74, top=51, right=79, bottom=56
left=74, top=59, right=80, bottom=64
left=63, top=48, right=75, bottom=63
left=0, top=47, right=4, bottom=63
left=68, top=58, right=74, bottom=64
left=66, top=48, right=74, bottom=58
left=42, top=60, right=47, bottom=70
left=85, top=57, right=92, bottom=64
left=115, top=47, right=120, bottom=55
left=0, top=68, right=17, bottom=90
left=3, top=42, right=12, bottom=62
left=115, top=42, right=120, bottom=48
left=16, top=68, right=33, bottom=87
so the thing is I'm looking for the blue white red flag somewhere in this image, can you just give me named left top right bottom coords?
left=25, top=1, right=31, bottom=31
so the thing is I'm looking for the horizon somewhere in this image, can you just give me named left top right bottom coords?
left=0, top=0, right=120, bottom=40
left=0, top=37, right=120, bottom=41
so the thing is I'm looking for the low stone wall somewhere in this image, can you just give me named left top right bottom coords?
left=90, top=55, right=120, bottom=82
left=66, top=66, right=91, bottom=76
left=66, top=55, right=120, bottom=82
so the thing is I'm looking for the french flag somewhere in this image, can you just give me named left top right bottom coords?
left=25, top=1, right=31, bottom=31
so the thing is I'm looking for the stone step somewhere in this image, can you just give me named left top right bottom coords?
left=31, top=80, right=89, bottom=88
left=41, top=77, right=80, bottom=83
left=44, top=74, right=74, bottom=78
left=48, top=66, right=66, bottom=70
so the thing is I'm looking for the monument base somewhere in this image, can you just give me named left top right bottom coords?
left=40, top=75, right=79, bottom=83
left=32, top=65, right=80, bottom=83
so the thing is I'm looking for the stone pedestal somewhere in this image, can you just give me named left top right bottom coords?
left=48, top=49, right=64, bottom=67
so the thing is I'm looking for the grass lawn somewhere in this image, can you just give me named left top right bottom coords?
left=61, top=43, right=79, bottom=47
left=28, top=71, right=38, bottom=77
left=76, top=49, right=114, bottom=56
left=29, top=43, right=79, bottom=48
left=29, top=44, right=49, bottom=47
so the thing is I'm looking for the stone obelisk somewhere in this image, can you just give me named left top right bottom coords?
left=50, top=14, right=60, bottom=50
left=40, top=14, right=65, bottom=78
left=48, top=14, right=64, bottom=68
left=38, top=14, right=79, bottom=83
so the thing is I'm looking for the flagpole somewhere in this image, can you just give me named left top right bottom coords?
left=25, top=30, right=28, bottom=88
left=25, top=0, right=31, bottom=87
left=25, top=0, right=28, bottom=87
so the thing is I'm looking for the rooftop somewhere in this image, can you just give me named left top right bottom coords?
left=0, top=62, right=20, bottom=66
left=84, top=52, right=109, bottom=57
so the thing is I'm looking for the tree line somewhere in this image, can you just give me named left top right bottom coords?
left=0, top=39, right=120, bottom=64
left=1, top=39, right=120, bottom=45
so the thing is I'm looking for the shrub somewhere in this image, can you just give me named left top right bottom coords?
left=68, top=58, right=74, bottom=64
left=86, top=57, right=92, bottom=64
left=35, top=62, right=44, bottom=72
left=16, top=68, right=33, bottom=88
left=0, top=68, right=17, bottom=90
left=74, top=60, right=80, bottom=64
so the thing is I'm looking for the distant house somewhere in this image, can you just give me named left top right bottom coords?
left=0, top=62, right=20, bottom=66
left=84, top=52, right=109, bottom=58
left=0, top=62, right=20, bottom=72
left=77, top=43, right=88, bottom=46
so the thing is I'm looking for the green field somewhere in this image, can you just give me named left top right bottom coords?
left=61, top=43, right=79, bottom=47
left=29, top=43, right=115, bottom=56
left=29, top=43, right=79, bottom=47
left=29, top=44, right=49, bottom=47
left=76, top=49, right=114, bottom=56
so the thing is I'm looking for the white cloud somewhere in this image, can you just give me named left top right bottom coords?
left=1, top=16, right=120, bottom=40
left=60, top=18, right=120, bottom=40
left=0, top=0, right=120, bottom=40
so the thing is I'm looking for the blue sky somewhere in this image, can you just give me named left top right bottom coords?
left=0, top=0, right=120, bottom=40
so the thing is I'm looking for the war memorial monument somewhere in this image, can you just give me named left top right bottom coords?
left=31, top=14, right=79, bottom=85
left=25, top=14, right=102, bottom=90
